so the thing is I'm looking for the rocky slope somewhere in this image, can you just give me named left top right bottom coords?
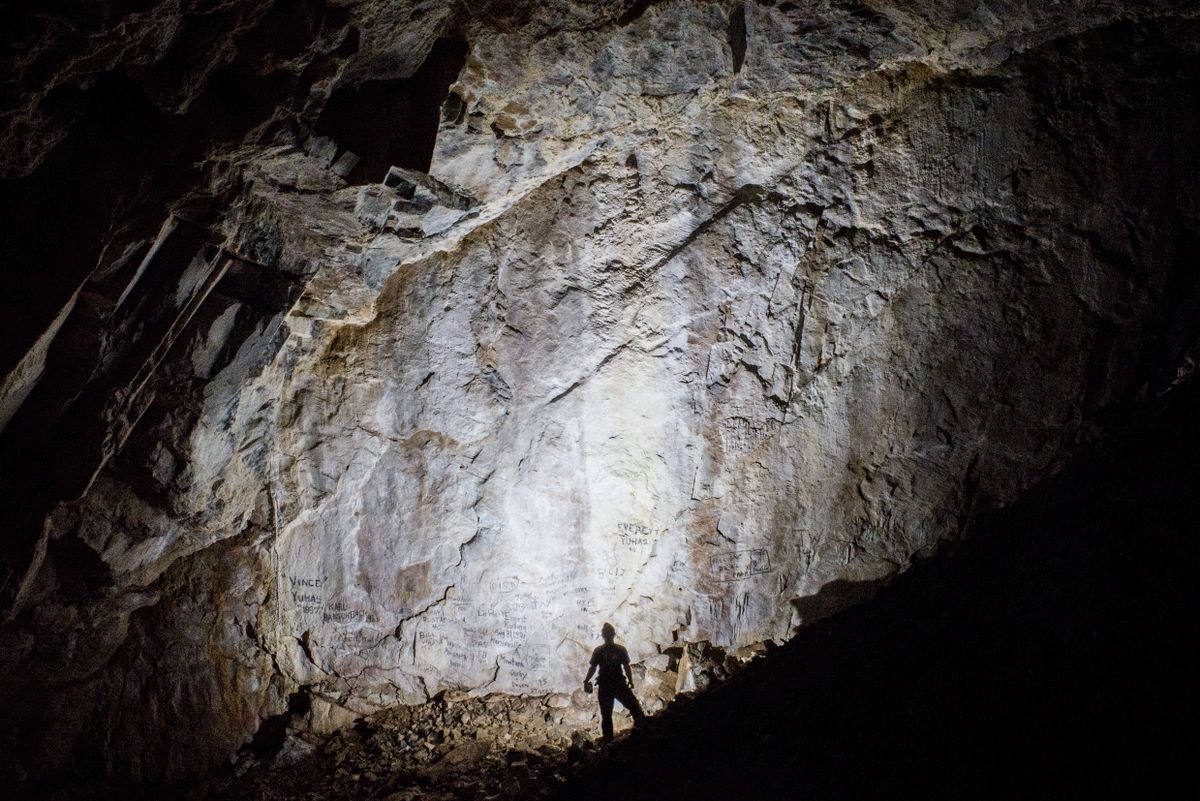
left=2, top=0, right=1199, bottom=792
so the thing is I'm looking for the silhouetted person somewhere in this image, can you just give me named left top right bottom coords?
left=583, top=621, right=646, bottom=742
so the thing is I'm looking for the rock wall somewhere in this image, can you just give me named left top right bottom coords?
left=2, top=0, right=1200, bottom=789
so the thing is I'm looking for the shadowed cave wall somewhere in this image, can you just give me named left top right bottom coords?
left=0, top=0, right=1198, bottom=796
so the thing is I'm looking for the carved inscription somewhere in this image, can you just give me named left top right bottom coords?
left=718, top=417, right=779, bottom=453
left=710, top=549, right=772, bottom=581
left=794, top=527, right=815, bottom=575
left=489, top=576, right=519, bottom=593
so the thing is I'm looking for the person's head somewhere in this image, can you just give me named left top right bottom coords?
left=601, top=622, right=616, bottom=643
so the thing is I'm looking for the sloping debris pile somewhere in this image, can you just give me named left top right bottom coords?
left=206, top=639, right=769, bottom=801
left=212, top=693, right=588, bottom=801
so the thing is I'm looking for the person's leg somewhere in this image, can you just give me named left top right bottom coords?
left=598, top=686, right=615, bottom=741
left=614, top=683, right=646, bottom=725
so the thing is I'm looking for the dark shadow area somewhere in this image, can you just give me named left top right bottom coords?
left=553, top=385, right=1200, bottom=801
left=788, top=575, right=886, bottom=629
left=315, top=37, right=468, bottom=185
left=729, top=4, right=747, bottom=74
left=243, top=687, right=313, bottom=761
left=0, top=0, right=344, bottom=616
left=44, top=536, right=114, bottom=604
left=0, top=0, right=347, bottom=379
left=618, top=0, right=669, bottom=27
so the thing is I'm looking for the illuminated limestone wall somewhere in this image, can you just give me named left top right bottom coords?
left=249, top=2, right=1200, bottom=702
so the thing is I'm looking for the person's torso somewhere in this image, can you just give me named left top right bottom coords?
left=593, top=643, right=627, bottom=685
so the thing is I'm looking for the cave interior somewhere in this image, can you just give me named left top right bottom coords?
left=0, top=1, right=1197, bottom=800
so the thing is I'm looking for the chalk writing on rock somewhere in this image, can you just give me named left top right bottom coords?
left=287, top=575, right=326, bottom=615
left=322, top=600, right=369, bottom=624
left=615, top=522, right=667, bottom=550
left=445, top=639, right=470, bottom=672
left=710, top=548, right=772, bottom=582
left=492, top=611, right=528, bottom=648
left=334, top=628, right=386, bottom=647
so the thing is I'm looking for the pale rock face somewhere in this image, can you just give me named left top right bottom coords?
left=4, top=0, right=1200, bottom=786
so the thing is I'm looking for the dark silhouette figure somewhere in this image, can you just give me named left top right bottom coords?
left=583, top=622, right=646, bottom=742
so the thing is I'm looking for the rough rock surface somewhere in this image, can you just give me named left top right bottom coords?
left=2, top=0, right=1199, bottom=793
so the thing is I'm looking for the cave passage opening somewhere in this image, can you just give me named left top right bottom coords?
left=315, top=37, right=469, bottom=185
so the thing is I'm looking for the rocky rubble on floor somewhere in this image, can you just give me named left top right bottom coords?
left=212, top=693, right=619, bottom=801
left=211, top=640, right=767, bottom=801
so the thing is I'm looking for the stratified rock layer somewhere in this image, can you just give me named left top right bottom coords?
left=2, top=0, right=1199, bottom=790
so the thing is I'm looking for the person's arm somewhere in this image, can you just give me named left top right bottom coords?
left=584, top=652, right=597, bottom=691
left=622, top=650, right=634, bottom=688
